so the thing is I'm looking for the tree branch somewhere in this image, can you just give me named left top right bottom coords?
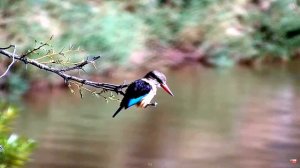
left=20, top=36, right=52, bottom=58
left=0, top=45, right=16, bottom=79
left=0, top=46, right=127, bottom=95
left=59, top=56, right=101, bottom=72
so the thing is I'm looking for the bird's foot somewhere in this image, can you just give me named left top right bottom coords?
left=146, top=102, right=158, bottom=108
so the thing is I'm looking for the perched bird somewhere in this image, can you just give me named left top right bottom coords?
left=112, top=70, right=174, bottom=118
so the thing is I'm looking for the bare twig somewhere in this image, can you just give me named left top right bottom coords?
left=0, top=45, right=16, bottom=79
left=20, top=36, right=52, bottom=58
left=60, top=56, right=101, bottom=72
left=0, top=46, right=127, bottom=95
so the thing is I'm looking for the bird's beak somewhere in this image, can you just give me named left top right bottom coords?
left=161, top=83, right=174, bottom=96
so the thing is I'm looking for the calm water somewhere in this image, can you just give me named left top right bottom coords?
left=15, top=63, right=300, bottom=168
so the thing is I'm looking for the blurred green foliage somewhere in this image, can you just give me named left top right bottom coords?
left=1, top=0, right=300, bottom=71
left=246, top=0, right=300, bottom=60
left=0, top=105, right=35, bottom=168
left=0, top=65, right=29, bottom=102
left=5, top=73, right=29, bottom=102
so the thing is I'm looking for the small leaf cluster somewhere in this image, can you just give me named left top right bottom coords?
left=0, top=105, right=36, bottom=168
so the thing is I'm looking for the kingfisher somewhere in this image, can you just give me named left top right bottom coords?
left=112, top=70, right=174, bottom=118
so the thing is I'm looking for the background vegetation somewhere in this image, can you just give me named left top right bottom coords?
left=1, top=0, right=300, bottom=65
left=1, top=0, right=300, bottom=97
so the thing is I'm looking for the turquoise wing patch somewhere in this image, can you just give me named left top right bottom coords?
left=128, top=95, right=145, bottom=107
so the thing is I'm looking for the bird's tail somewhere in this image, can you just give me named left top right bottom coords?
left=112, top=106, right=123, bottom=118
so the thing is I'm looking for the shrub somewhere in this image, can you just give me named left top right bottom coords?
left=0, top=105, right=36, bottom=168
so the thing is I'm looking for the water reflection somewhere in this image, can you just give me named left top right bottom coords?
left=15, top=64, right=300, bottom=168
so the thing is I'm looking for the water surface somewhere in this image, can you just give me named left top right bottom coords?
left=15, top=63, right=300, bottom=168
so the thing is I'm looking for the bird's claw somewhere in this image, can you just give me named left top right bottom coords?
left=146, top=102, right=158, bottom=108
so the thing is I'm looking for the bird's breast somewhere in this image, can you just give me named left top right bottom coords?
left=138, top=79, right=157, bottom=108
left=138, top=90, right=156, bottom=108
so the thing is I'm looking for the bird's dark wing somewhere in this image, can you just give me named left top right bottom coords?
left=121, top=79, right=152, bottom=109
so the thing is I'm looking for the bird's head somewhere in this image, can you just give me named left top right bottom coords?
left=144, top=70, right=174, bottom=96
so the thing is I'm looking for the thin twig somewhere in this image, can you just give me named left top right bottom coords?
left=60, top=56, right=101, bottom=72
left=20, top=36, right=53, bottom=58
left=0, top=46, right=128, bottom=94
left=34, top=49, right=74, bottom=61
left=0, top=45, right=16, bottom=79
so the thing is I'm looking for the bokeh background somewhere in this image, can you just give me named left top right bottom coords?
left=1, top=0, right=300, bottom=168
